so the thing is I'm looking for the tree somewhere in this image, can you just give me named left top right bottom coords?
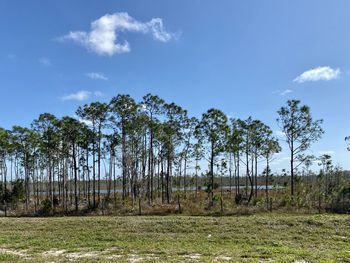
left=59, top=116, right=84, bottom=212
left=235, top=117, right=256, bottom=201
left=318, top=154, right=333, bottom=198
left=277, top=100, right=324, bottom=196
left=260, top=129, right=281, bottom=209
left=109, top=94, right=138, bottom=201
left=345, top=136, right=350, bottom=151
left=162, top=102, right=187, bottom=203
left=197, top=108, right=229, bottom=205
left=192, top=141, right=204, bottom=199
left=104, top=133, right=119, bottom=202
left=32, top=113, right=59, bottom=207
left=11, top=126, right=39, bottom=211
left=180, top=116, right=198, bottom=194
left=78, top=125, right=95, bottom=207
left=227, top=119, right=244, bottom=196
left=141, top=94, right=165, bottom=203
left=125, top=109, right=148, bottom=207
left=0, top=128, right=11, bottom=214
left=0, top=93, right=339, bottom=215
left=250, top=119, right=272, bottom=198
left=77, top=102, right=108, bottom=207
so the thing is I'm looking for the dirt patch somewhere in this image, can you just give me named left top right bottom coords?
left=66, top=251, right=99, bottom=258
left=0, top=248, right=29, bottom=257
left=128, top=253, right=159, bottom=262
left=215, top=255, right=232, bottom=261
left=42, top=249, right=67, bottom=257
left=42, top=249, right=100, bottom=259
left=181, top=253, right=202, bottom=261
left=41, top=249, right=161, bottom=262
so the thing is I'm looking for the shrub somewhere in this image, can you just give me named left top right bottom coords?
left=38, top=198, right=53, bottom=216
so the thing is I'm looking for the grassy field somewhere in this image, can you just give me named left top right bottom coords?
left=0, top=214, right=349, bottom=262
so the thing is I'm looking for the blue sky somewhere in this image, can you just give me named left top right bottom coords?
left=1, top=0, right=349, bottom=171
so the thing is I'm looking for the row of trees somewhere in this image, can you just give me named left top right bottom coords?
left=0, top=95, right=336, bottom=215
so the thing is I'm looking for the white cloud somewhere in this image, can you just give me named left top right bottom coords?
left=139, top=103, right=147, bottom=112
left=72, top=114, right=93, bottom=126
left=79, top=118, right=93, bottom=126
left=86, top=72, right=108, bottom=80
left=39, top=57, right=52, bottom=66
left=275, top=130, right=286, bottom=138
left=294, top=66, right=340, bottom=83
left=61, top=90, right=91, bottom=101
left=280, top=89, right=293, bottom=96
left=59, top=12, right=175, bottom=56
left=61, top=90, right=104, bottom=101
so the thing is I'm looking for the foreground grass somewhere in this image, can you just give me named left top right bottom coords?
left=0, top=214, right=349, bottom=262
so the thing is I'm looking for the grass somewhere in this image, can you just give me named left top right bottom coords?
left=0, top=213, right=349, bottom=262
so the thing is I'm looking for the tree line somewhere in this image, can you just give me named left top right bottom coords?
left=0, top=94, right=349, bottom=215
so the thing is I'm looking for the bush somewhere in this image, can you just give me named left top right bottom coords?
left=38, top=198, right=53, bottom=216
left=0, top=179, right=25, bottom=208
left=280, top=195, right=297, bottom=207
left=204, top=182, right=219, bottom=194
left=0, top=183, right=11, bottom=204
left=10, top=180, right=25, bottom=202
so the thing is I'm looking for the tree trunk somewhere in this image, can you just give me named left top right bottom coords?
left=98, top=126, right=101, bottom=205
left=72, top=143, right=78, bottom=212
left=266, top=157, right=269, bottom=210
left=210, top=142, right=214, bottom=206
left=122, top=122, right=127, bottom=201
left=93, top=139, right=96, bottom=208
left=291, top=146, right=294, bottom=196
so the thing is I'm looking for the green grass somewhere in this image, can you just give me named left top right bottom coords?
left=0, top=214, right=349, bottom=262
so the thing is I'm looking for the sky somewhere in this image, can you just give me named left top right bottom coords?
left=0, top=0, right=349, bottom=172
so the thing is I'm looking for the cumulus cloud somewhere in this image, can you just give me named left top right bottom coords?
left=86, top=72, right=108, bottom=80
left=72, top=114, right=93, bottom=126
left=61, top=90, right=91, bottom=101
left=61, top=90, right=104, bottom=101
left=59, top=12, right=175, bottom=56
left=39, top=57, right=52, bottom=66
left=79, top=118, right=93, bottom=126
left=275, top=130, right=286, bottom=138
left=280, top=89, right=293, bottom=96
left=294, top=66, right=340, bottom=83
